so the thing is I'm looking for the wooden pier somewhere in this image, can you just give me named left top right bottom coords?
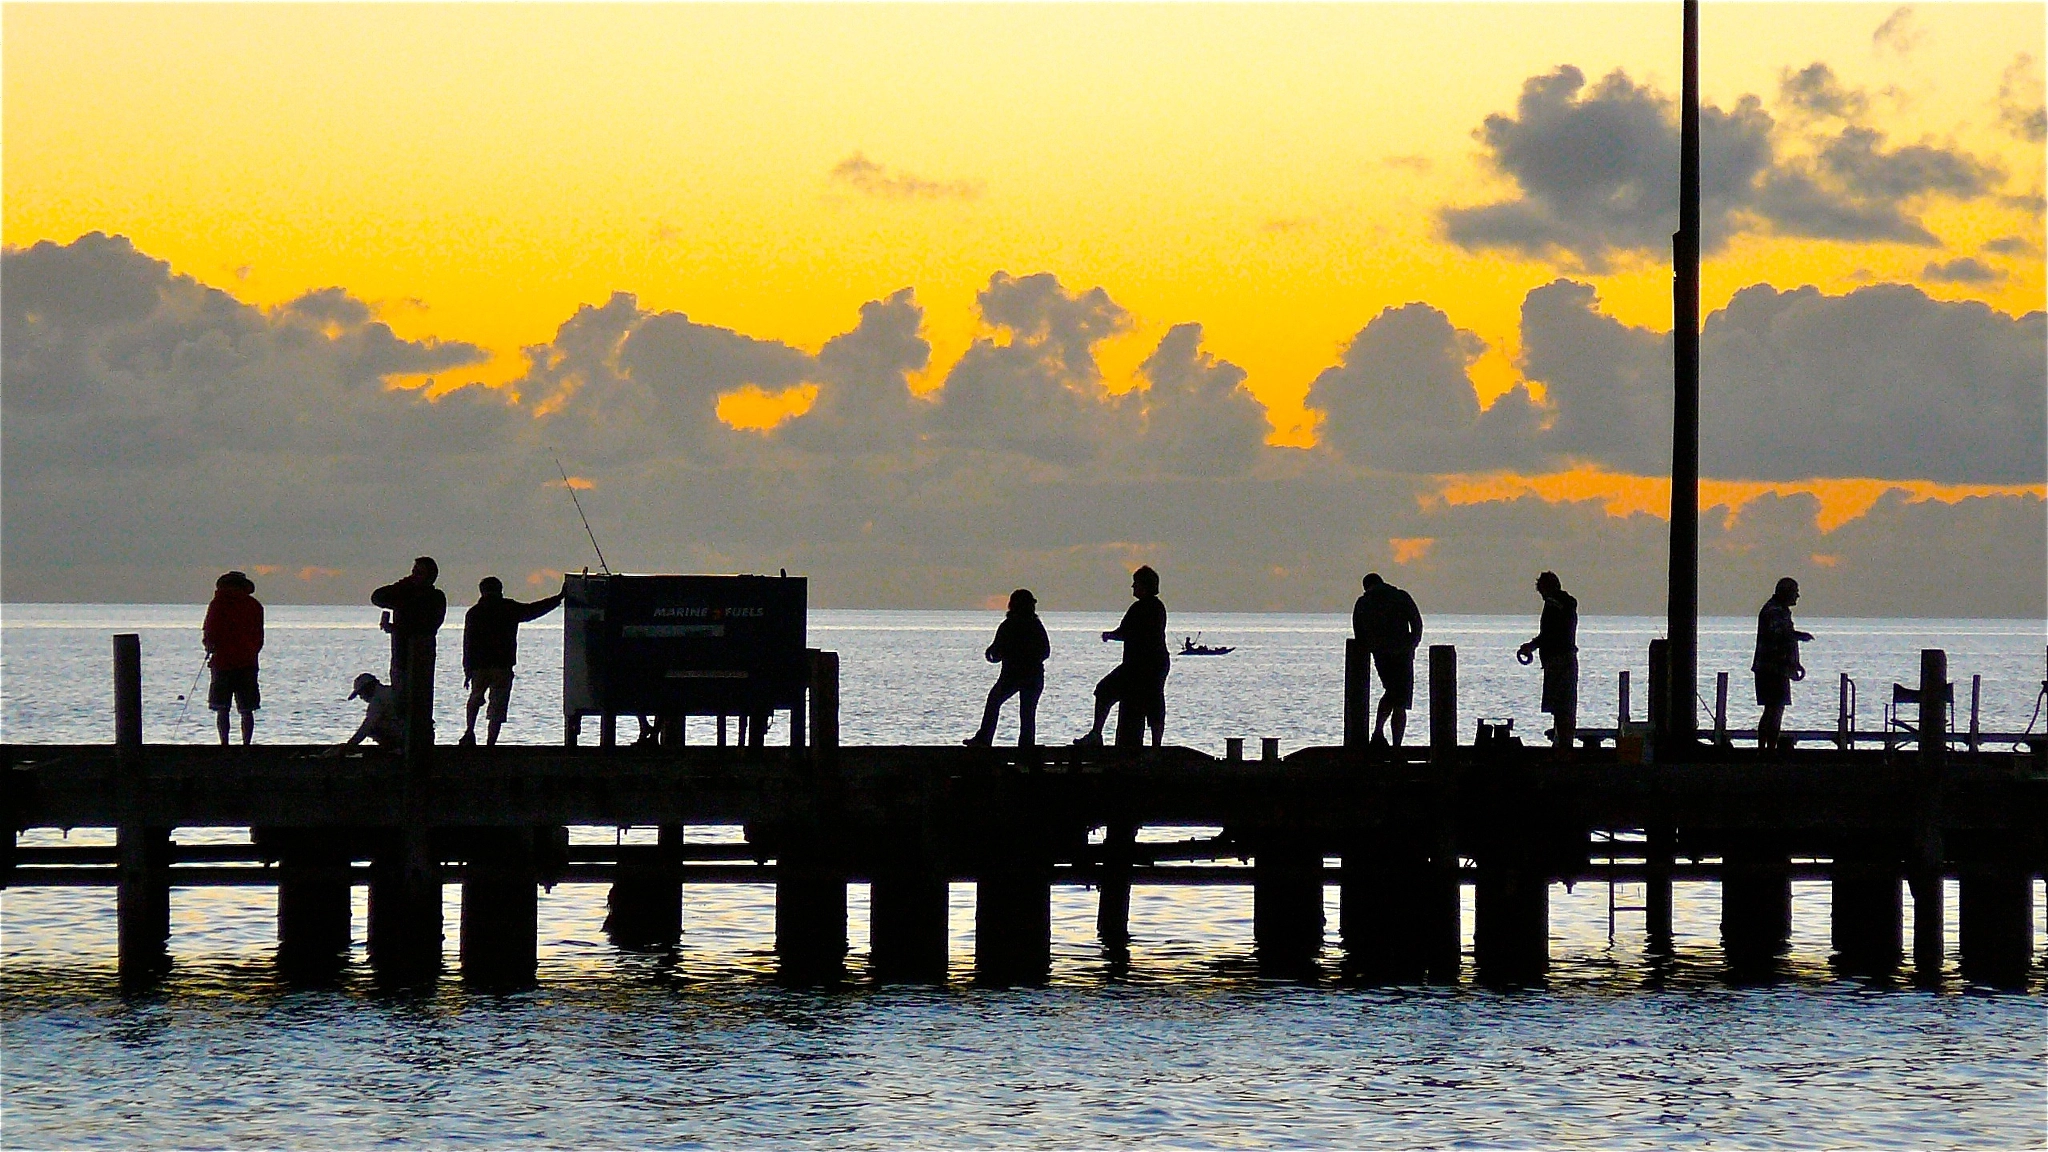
left=5, top=640, right=2043, bottom=991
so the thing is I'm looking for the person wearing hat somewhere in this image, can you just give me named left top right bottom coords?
left=201, top=571, right=264, bottom=746
left=344, top=672, right=403, bottom=748
left=460, top=575, right=564, bottom=747
left=965, top=588, right=1051, bottom=747
left=1752, top=576, right=1815, bottom=751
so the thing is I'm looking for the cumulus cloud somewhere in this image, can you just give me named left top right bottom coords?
left=1444, top=63, right=2004, bottom=268
left=1981, top=234, right=2040, bottom=257
left=1132, top=324, right=1269, bottom=477
left=1308, top=303, right=1542, bottom=473
left=1997, top=55, right=2047, bottom=143
left=830, top=152, right=982, bottom=201
left=1872, top=6, right=1922, bottom=55
left=926, top=272, right=1135, bottom=464
left=3, top=234, right=2039, bottom=617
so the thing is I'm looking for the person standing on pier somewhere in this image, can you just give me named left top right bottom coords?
left=371, top=556, right=447, bottom=708
left=1075, top=566, right=1170, bottom=747
left=459, top=576, right=564, bottom=747
left=1354, top=572, right=1423, bottom=747
left=201, top=571, right=264, bottom=746
left=1752, top=576, right=1814, bottom=751
left=1516, top=571, right=1578, bottom=751
left=965, top=588, right=1052, bottom=747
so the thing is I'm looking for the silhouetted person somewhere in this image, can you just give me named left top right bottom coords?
left=1076, top=566, right=1169, bottom=747
left=460, top=576, right=564, bottom=747
left=344, top=672, right=403, bottom=748
left=372, top=556, right=447, bottom=705
left=202, top=570, right=263, bottom=746
left=1753, top=576, right=1813, bottom=750
left=1353, top=572, right=1423, bottom=747
left=966, top=589, right=1051, bottom=747
left=1516, top=571, right=1578, bottom=750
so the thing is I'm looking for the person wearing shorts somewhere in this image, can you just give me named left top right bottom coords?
left=1517, top=571, right=1579, bottom=750
left=202, top=571, right=264, bottom=745
left=1752, top=577, right=1813, bottom=751
left=461, top=575, right=564, bottom=746
left=1353, top=572, right=1423, bottom=747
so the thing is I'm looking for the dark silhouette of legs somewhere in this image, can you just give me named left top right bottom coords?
left=1758, top=704, right=1785, bottom=749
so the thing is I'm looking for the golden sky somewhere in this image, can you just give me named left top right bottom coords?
left=6, top=2, right=2043, bottom=448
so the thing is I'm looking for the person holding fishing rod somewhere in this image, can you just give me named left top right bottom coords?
left=201, top=571, right=264, bottom=745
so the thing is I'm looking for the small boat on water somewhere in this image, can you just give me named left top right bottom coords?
left=1179, top=632, right=1233, bottom=656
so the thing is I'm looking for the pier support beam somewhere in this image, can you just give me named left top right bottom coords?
left=1721, top=839, right=1791, bottom=973
left=1096, top=821, right=1136, bottom=948
left=272, top=830, right=353, bottom=976
left=1644, top=824, right=1675, bottom=952
left=977, top=861, right=1052, bottom=984
left=461, top=829, right=538, bottom=989
left=368, top=831, right=443, bottom=982
left=1957, top=865, right=2033, bottom=989
left=1474, top=851, right=1548, bottom=985
left=869, top=865, right=946, bottom=982
left=775, top=847, right=848, bottom=982
left=606, top=825, right=683, bottom=952
left=1830, top=844, right=1901, bottom=977
left=1254, top=840, right=1325, bottom=974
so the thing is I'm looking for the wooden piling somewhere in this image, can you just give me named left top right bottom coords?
left=1428, top=646, right=1456, bottom=756
left=1340, top=836, right=1451, bottom=982
left=367, top=830, right=442, bottom=981
left=1096, top=820, right=1136, bottom=946
left=1343, top=639, right=1367, bottom=751
left=1253, top=839, right=1324, bottom=973
left=460, top=828, right=538, bottom=989
left=113, top=635, right=170, bottom=986
left=1910, top=648, right=1948, bottom=983
left=1957, top=863, right=2033, bottom=989
left=775, top=846, right=848, bottom=982
left=1644, top=823, right=1675, bottom=950
left=1830, top=843, right=1902, bottom=977
left=1474, top=849, right=1548, bottom=985
left=977, top=861, right=1052, bottom=984
left=606, top=825, right=683, bottom=951
left=1721, top=839, right=1792, bottom=972
left=402, top=635, right=435, bottom=774
left=272, top=829, right=353, bottom=975
left=809, top=650, right=840, bottom=765
left=868, top=865, right=945, bottom=981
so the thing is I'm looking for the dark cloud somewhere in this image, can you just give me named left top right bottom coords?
left=830, top=152, right=982, bottom=201
left=926, top=272, right=1135, bottom=464
left=1997, top=55, right=2047, bottom=143
left=1444, top=63, right=2004, bottom=267
left=1981, top=234, right=2041, bottom=257
left=1517, top=281, right=1672, bottom=473
left=1700, top=283, right=2045, bottom=484
left=782, top=288, right=932, bottom=456
left=1922, top=257, right=2004, bottom=284
left=1132, top=324, right=1269, bottom=477
left=1308, top=303, right=1542, bottom=473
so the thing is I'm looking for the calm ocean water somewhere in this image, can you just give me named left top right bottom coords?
left=4, top=604, right=2045, bottom=1148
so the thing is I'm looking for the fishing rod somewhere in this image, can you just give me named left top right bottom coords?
left=172, top=655, right=207, bottom=739
left=549, top=447, right=613, bottom=575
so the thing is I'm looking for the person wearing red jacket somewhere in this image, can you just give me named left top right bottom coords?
left=202, top=571, right=265, bottom=745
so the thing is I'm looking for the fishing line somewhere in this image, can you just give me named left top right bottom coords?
left=548, top=447, right=612, bottom=575
left=172, top=656, right=207, bottom=739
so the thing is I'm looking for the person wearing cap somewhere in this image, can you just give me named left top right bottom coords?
left=371, top=556, right=447, bottom=702
left=460, top=575, right=565, bottom=747
left=1075, top=566, right=1170, bottom=748
left=1353, top=571, right=1424, bottom=748
left=1752, top=576, right=1815, bottom=751
left=1516, top=571, right=1579, bottom=751
left=965, top=588, right=1051, bottom=747
left=344, top=672, right=403, bottom=748
left=202, top=571, right=264, bottom=745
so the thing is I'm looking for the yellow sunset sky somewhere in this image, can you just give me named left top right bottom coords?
left=5, top=2, right=2043, bottom=450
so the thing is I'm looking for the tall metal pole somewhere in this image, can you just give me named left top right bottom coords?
left=1664, top=0, right=1701, bottom=757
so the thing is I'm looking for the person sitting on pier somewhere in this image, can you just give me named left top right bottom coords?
left=1075, top=566, right=1169, bottom=747
left=1516, top=571, right=1578, bottom=751
left=1753, top=576, right=1814, bottom=751
left=371, top=556, right=447, bottom=704
left=201, top=570, right=264, bottom=746
left=343, top=672, right=403, bottom=748
left=966, top=588, right=1051, bottom=747
left=1353, top=572, right=1423, bottom=747
left=459, top=576, right=564, bottom=747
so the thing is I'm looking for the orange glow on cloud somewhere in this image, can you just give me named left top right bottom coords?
left=717, top=383, right=819, bottom=432
left=551, top=476, right=596, bottom=491
left=297, top=565, right=343, bottom=582
left=1390, top=536, right=1436, bottom=564
left=1431, top=466, right=2047, bottom=532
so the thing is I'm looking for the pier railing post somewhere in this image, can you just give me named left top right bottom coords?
left=403, top=634, right=435, bottom=775
left=809, top=649, right=840, bottom=769
left=1428, top=646, right=1456, bottom=761
left=1908, top=648, right=1948, bottom=983
left=113, top=634, right=170, bottom=986
left=1344, top=639, right=1368, bottom=752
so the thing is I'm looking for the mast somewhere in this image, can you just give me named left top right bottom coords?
left=1665, top=0, right=1701, bottom=757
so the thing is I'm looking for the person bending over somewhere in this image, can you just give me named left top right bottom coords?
left=1353, top=572, right=1423, bottom=747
